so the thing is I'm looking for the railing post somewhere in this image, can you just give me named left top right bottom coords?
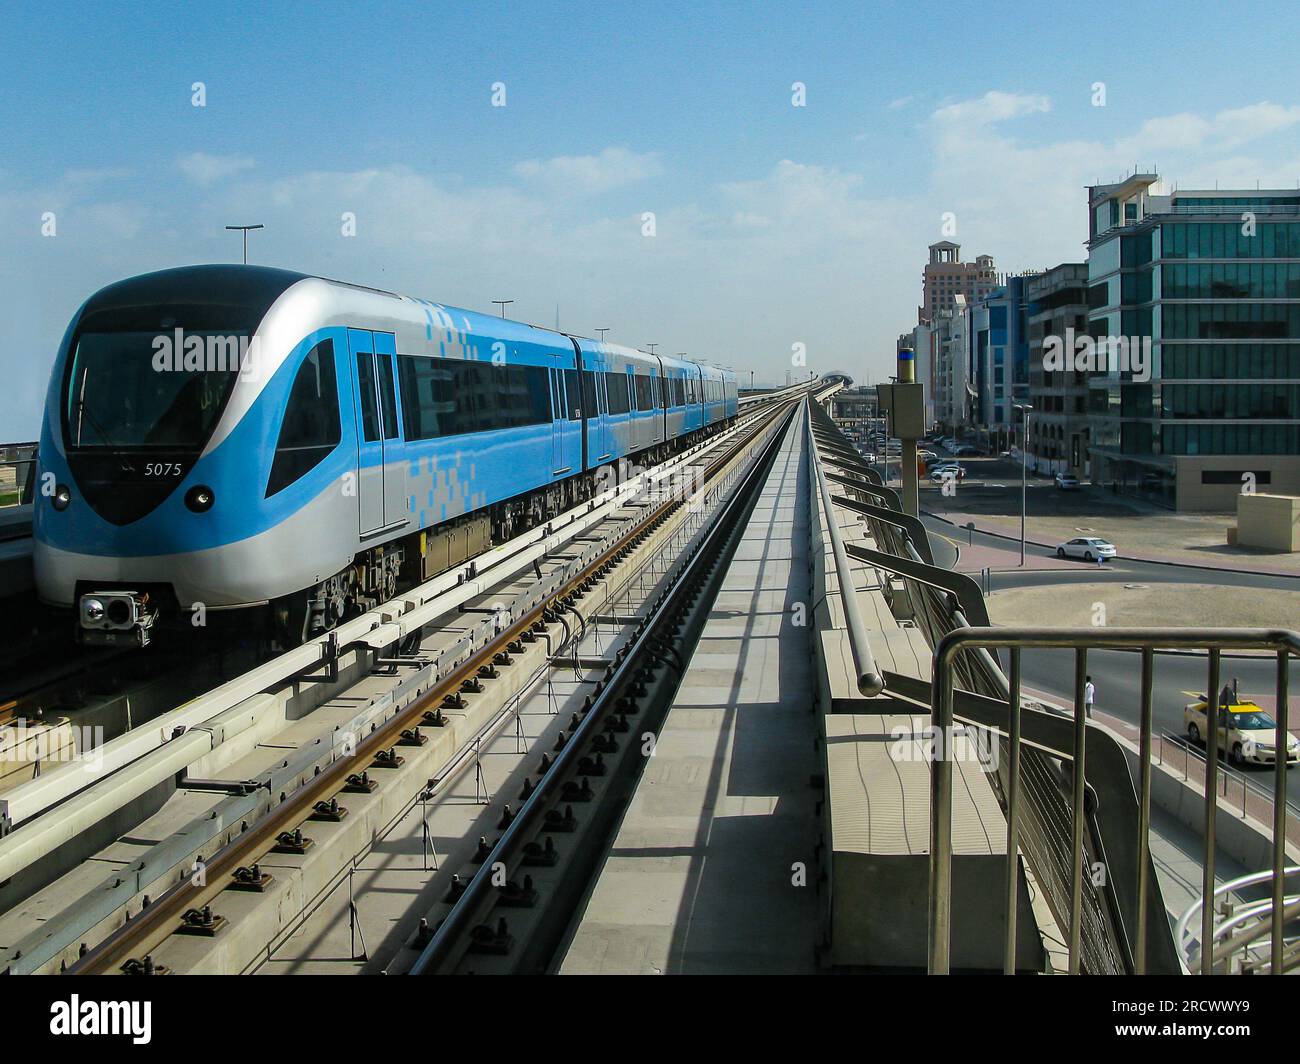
left=1069, top=648, right=1088, bottom=973
left=1004, top=647, right=1022, bottom=975
left=1136, top=647, right=1153, bottom=975
left=1272, top=650, right=1290, bottom=974
left=929, top=641, right=955, bottom=975
left=1202, top=648, right=1221, bottom=975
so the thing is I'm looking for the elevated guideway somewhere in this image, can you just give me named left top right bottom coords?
left=560, top=405, right=820, bottom=973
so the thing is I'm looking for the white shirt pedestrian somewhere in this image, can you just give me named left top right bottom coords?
left=1083, top=679, right=1095, bottom=718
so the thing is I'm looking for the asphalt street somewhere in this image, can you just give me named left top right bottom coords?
left=856, top=446, right=1300, bottom=804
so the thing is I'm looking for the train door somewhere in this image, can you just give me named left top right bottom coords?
left=348, top=329, right=407, bottom=536
left=549, top=360, right=565, bottom=474
left=596, top=372, right=611, bottom=462
left=372, top=332, right=407, bottom=528
left=653, top=372, right=665, bottom=442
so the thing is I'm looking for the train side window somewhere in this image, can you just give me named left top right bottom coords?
left=603, top=371, right=623, bottom=415
left=355, top=352, right=381, bottom=442
left=565, top=369, right=582, bottom=420
left=581, top=368, right=599, bottom=418
left=377, top=356, right=399, bottom=439
left=526, top=365, right=552, bottom=424
left=266, top=340, right=341, bottom=497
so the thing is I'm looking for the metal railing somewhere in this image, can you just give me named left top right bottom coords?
left=806, top=401, right=884, bottom=696
left=930, top=627, right=1299, bottom=976
left=0, top=443, right=37, bottom=509
left=807, top=401, right=1299, bottom=975
left=1165, top=203, right=1300, bottom=216
left=810, top=400, right=1153, bottom=973
left=1176, top=866, right=1300, bottom=974
left=1153, top=728, right=1300, bottom=823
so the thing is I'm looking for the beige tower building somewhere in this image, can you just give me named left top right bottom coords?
left=919, top=241, right=997, bottom=324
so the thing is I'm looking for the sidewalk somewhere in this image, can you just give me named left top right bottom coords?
left=941, top=534, right=1084, bottom=575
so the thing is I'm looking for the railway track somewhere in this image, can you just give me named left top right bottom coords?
left=409, top=397, right=796, bottom=974
left=51, top=391, right=800, bottom=974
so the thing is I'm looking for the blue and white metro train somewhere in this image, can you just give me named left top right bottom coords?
left=34, top=266, right=739, bottom=645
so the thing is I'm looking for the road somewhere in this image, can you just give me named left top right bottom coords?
left=857, top=447, right=1300, bottom=805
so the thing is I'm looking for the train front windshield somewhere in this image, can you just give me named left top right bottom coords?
left=64, top=331, right=245, bottom=451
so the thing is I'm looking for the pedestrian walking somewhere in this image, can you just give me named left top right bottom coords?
left=1083, top=675, right=1095, bottom=719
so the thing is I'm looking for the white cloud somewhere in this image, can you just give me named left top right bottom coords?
left=178, top=152, right=256, bottom=187
left=7, top=100, right=1300, bottom=438
left=513, top=147, right=662, bottom=195
left=920, top=93, right=1300, bottom=276
left=1211, top=102, right=1300, bottom=148
left=930, top=91, right=1051, bottom=128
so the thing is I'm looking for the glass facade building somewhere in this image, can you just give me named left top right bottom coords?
left=1085, top=175, right=1300, bottom=509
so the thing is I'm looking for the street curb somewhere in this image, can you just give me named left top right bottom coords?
left=922, top=509, right=1300, bottom=582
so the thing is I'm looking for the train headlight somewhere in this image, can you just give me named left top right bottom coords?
left=82, top=597, right=105, bottom=624
left=52, top=484, right=71, bottom=511
left=184, top=485, right=215, bottom=513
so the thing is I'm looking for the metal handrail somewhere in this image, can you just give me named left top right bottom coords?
left=0, top=444, right=37, bottom=508
left=1166, top=203, right=1300, bottom=216
left=1156, top=728, right=1300, bottom=822
left=931, top=626, right=1299, bottom=976
left=1174, top=866, right=1300, bottom=972
left=806, top=400, right=885, bottom=696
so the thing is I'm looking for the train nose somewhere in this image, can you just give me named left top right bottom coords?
left=66, top=451, right=195, bottom=526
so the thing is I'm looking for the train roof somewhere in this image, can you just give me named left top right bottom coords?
left=77, top=265, right=311, bottom=331
left=74, top=265, right=738, bottom=382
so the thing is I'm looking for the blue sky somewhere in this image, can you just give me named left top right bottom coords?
left=3, top=0, right=1300, bottom=436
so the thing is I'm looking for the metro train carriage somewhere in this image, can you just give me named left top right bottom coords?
left=34, top=265, right=739, bottom=647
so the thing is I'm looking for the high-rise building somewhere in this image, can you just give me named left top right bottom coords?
left=1085, top=175, right=1300, bottom=509
left=919, top=241, right=998, bottom=324
left=927, top=297, right=972, bottom=434
left=1025, top=263, right=1090, bottom=475
left=970, top=275, right=1033, bottom=440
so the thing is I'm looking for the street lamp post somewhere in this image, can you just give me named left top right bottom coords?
left=491, top=300, right=513, bottom=318
left=595, top=328, right=610, bottom=342
left=225, top=224, right=264, bottom=264
left=1014, top=403, right=1034, bottom=566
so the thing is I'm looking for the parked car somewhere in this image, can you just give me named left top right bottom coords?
left=1184, top=689, right=1299, bottom=766
left=953, top=445, right=980, bottom=457
left=1055, top=537, right=1116, bottom=562
left=1054, top=473, right=1080, bottom=491
left=919, top=449, right=938, bottom=462
left=928, top=463, right=965, bottom=482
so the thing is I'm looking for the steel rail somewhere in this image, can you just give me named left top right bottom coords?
left=66, top=398, right=796, bottom=975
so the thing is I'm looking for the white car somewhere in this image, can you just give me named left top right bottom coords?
left=929, top=463, right=965, bottom=482
left=1055, top=537, right=1116, bottom=562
